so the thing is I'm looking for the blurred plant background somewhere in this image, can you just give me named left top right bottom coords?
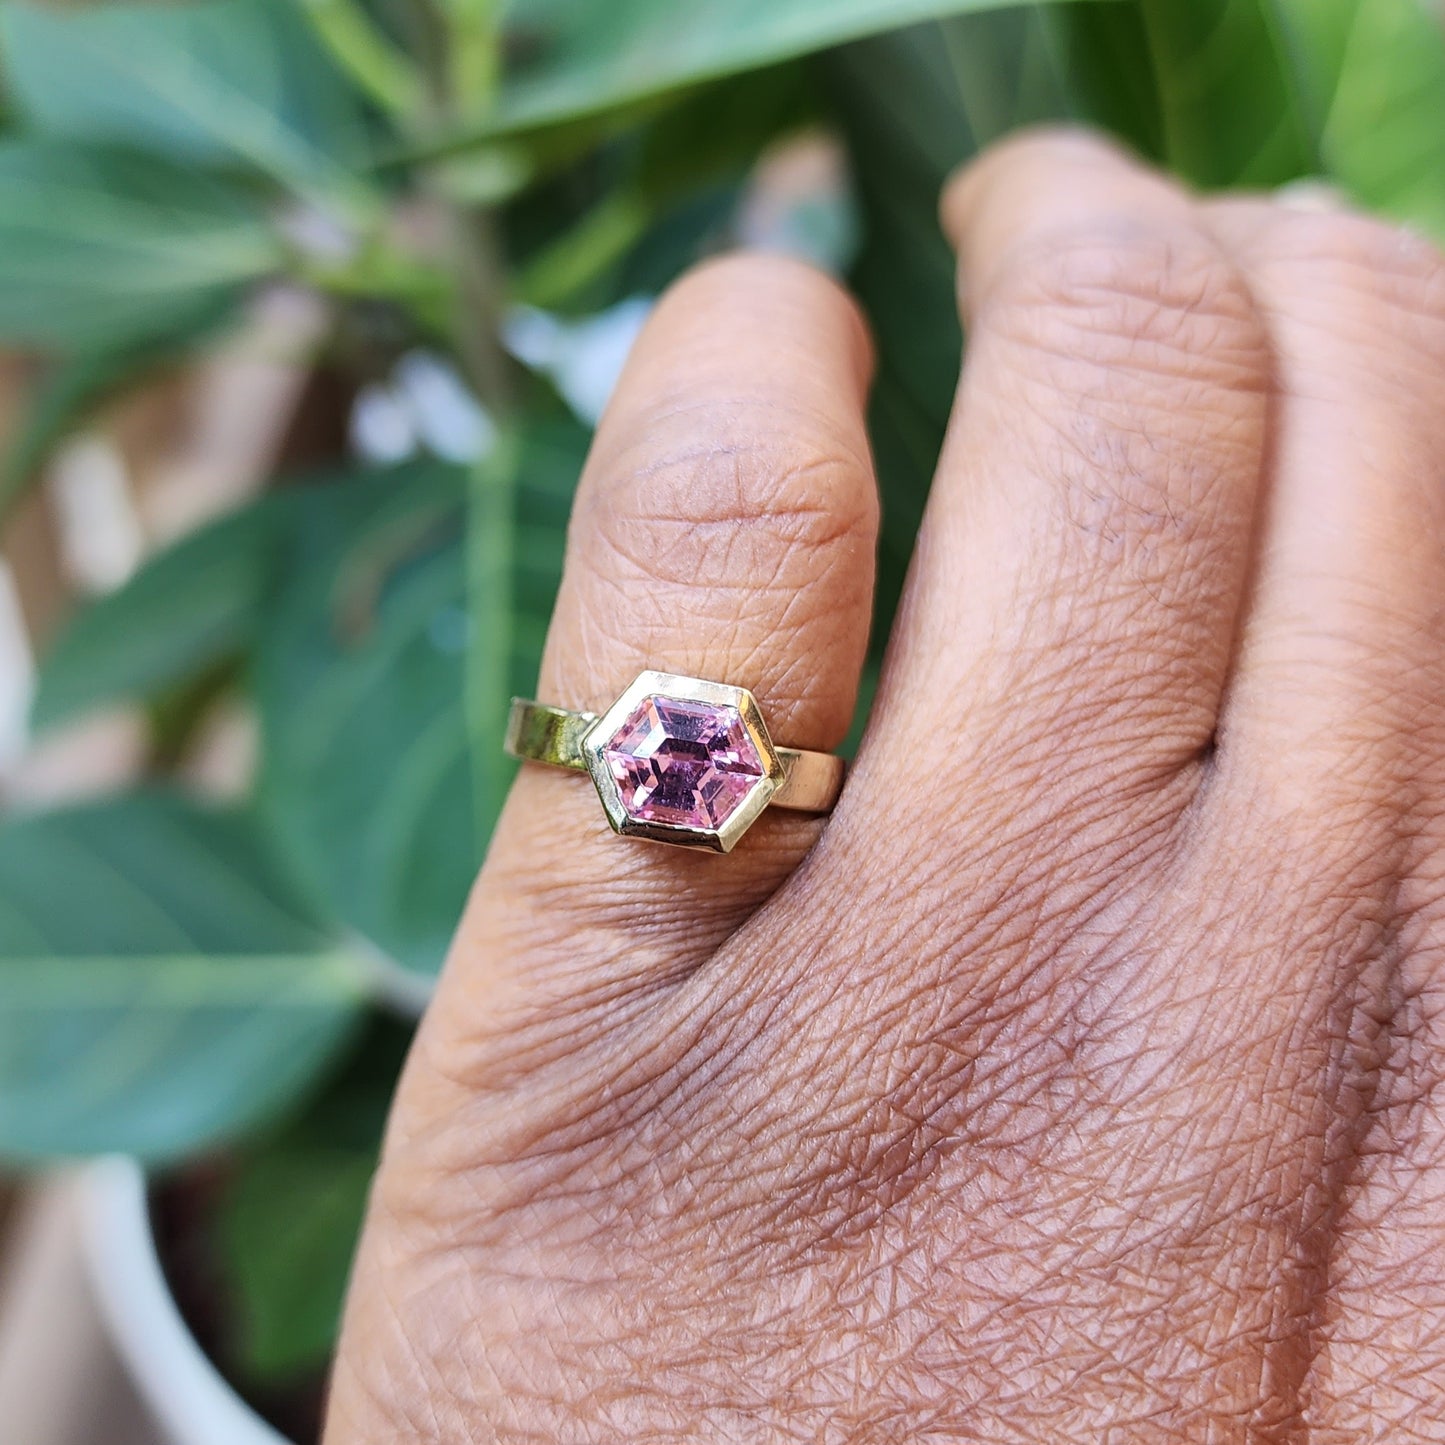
left=0, top=0, right=1442, bottom=1434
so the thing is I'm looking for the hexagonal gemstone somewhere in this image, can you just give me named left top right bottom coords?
left=602, top=694, right=766, bottom=830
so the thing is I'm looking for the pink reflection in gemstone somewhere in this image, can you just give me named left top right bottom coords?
left=602, top=695, right=765, bottom=829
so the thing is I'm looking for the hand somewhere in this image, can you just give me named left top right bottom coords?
left=326, top=130, right=1445, bottom=1441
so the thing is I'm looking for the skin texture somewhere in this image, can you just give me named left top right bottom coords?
left=326, top=131, right=1445, bottom=1442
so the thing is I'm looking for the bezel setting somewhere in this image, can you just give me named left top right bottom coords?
left=581, top=671, right=786, bottom=852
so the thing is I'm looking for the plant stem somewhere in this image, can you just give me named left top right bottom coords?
left=446, top=202, right=522, bottom=832
left=300, top=0, right=425, bottom=120
left=438, top=0, right=504, bottom=117
left=412, top=0, right=527, bottom=836
left=409, top=0, right=516, bottom=413
left=514, top=189, right=651, bottom=309
left=447, top=206, right=516, bottom=414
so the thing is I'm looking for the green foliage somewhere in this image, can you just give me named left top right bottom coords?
left=252, top=430, right=583, bottom=977
left=29, top=441, right=581, bottom=984
left=0, top=0, right=375, bottom=206
left=295, top=0, right=424, bottom=119
left=1057, top=0, right=1445, bottom=214
left=221, top=1145, right=376, bottom=1380
left=464, top=417, right=589, bottom=827
left=1290, top=0, right=1445, bottom=233
left=253, top=462, right=476, bottom=977
left=511, top=63, right=823, bottom=311
left=0, top=795, right=368, bottom=1164
left=478, top=0, right=1090, bottom=135
left=0, top=141, right=281, bottom=350
left=1132, top=0, right=1321, bottom=186
left=216, top=1018, right=409, bottom=1382
left=3, top=0, right=1445, bottom=1403
left=32, top=495, right=281, bottom=731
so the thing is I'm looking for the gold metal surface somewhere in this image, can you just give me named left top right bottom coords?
left=504, top=699, right=595, bottom=771
left=772, top=745, right=847, bottom=813
left=504, top=673, right=846, bottom=851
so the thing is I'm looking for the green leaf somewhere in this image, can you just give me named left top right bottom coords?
left=512, top=193, right=652, bottom=311
left=255, top=427, right=585, bottom=978
left=253, top=462, right=474, bottom=979
left=1282, top=0, right=1445, bottom=237
left=0, top=794, right=369, bottom=1164
left=610, top=182, right=742, bottom=298
left=1064, top=0, right=1319, bottom=188
left=458, top=0, right=1094, bottom=140
left=0, top=140, right=282, bottom=351
left=221, top=1148, right=374, bottom=1378
left=1040, top=2, right=1164, bottom=160
left=631, top=61, right=824, bottom=203
left=217, top=1015, right=408, bottom=1382
left=298, top=0, right=424, bottom=120
left=0, top=0, right=375, bottom=212
left=504, top=60, right=828, bottom=316
left=31, top=494, right=281, bottom=733
left=1055, top=0, right=1445, bottom=228
left=473, top=419, right=589, bottom=832
left=518, top=63, right=825, bottom=310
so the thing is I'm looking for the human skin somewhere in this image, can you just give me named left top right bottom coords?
left=326, top=130, right=1445, bottom=1441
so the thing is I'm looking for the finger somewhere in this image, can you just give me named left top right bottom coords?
left=1202, top=200, right=1445, bottom=802
left=853, top=130, right=1271, bottom=853
left=438, top=255, right=878, bottom=1055
left=1201, top=199, right=1445, bottom=1437
left=726, top=133, right=1272, bottom=1189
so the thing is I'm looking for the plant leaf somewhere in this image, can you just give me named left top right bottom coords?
left=510, top=62, right=825, bottom=312
left=1040, top=1, right=1164, bottom=160
left=0, top=794, right=369, bottom=1164
left=222, top=1149, right=375, bottom=1377
left=464, top=422, right=591, bottom=834
left=0, top=0, right=374, bottom=210
left=0, top=140, right=281, bottom=351
left=1059, top=0, right=1318, bottom=188
left=1055, top=0, right=1445, bottom=228
left=220, top=1148, right=375, bottom=1379
left=1281, top=0, right=1445, bottom=237
left=253, top=462, right=473, bottom=979
left=453, top=0, right=1093, bottom=139
left=216, top=1015, right=408, bottom=1383
left=254, top=426, right=584, bottom=979
left=31, top=494, right=281, bottom=733
left=298, top=0, right=424, bottom=120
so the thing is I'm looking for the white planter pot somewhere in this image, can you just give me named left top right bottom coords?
left=79, top=1157, right=292, bottom=1445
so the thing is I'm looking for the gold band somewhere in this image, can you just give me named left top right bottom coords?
left=505, top=698, right=845, bottom=814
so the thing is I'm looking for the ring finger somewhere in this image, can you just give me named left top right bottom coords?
left=426, top=253, right=880, bottom=1074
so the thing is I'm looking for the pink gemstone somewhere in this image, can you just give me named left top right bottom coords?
left=602, top=695, right=766, bottom=830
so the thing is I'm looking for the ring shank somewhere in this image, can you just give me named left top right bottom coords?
left=504, top=698, right=845, bottom=814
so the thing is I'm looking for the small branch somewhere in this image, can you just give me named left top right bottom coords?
left=408, top=0, right=517, bottom=413
left=436, top=0, right=505, bottom=117
left=300, top=0, right=426, bottom=121
left=447, top=206, right=517, bottom=413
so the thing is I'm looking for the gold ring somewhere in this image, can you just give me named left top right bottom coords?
left=505, top=670, right=846, bottom=853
